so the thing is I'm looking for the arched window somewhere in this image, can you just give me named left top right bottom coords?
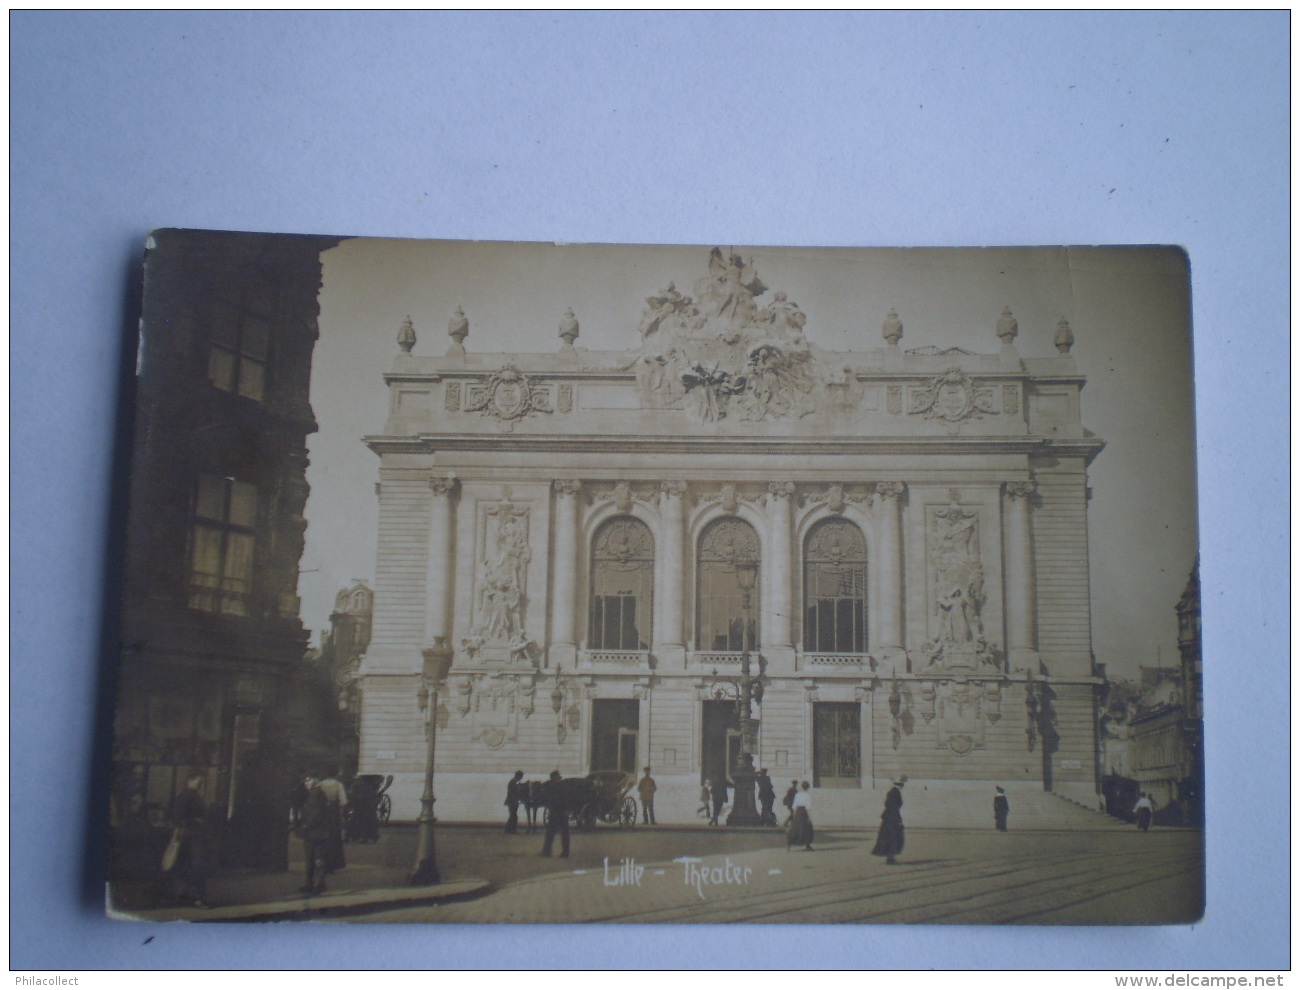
left=696, top=518, right=761, bottom=652
left=588, top=517, right=654, bottom=650
left=804, top=518, right=867, bottom=653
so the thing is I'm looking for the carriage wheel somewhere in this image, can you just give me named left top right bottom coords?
left=377, top=794, right=392, bottom=824
left=577, top=806, right=597, bottom=832
left=619, top=796, right=638, bottom=827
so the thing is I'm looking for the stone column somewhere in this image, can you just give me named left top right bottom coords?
left=424, top=476, right=459, bottom=648
left=550, top=479, right=582, bottom=666
left=766, top=482, right=795, bottom=657
left=1004, top=480, right=1038, bottom=673
left=657, top=482, right=687, bottom=663
left=876, top=482, right=906, bottom=670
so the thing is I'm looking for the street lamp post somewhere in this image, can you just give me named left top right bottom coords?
left=410, top=637, right=454, bottom=886
left=726, top=562, right=764, bottom=827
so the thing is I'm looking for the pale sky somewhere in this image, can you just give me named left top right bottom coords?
left=298, top=239, right=1197, bottom=681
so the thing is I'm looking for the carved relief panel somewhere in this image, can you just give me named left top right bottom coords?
left=466, top=496, right=535, bottom=659
left=458, top=673, right=539, bottom=750
left=921, top=491, right=1000, bottom=671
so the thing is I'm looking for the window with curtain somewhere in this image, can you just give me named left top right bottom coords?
left=588, top=517, right=654, bottom=650
left=804, top=518, right=867, bottom=653
left=696, top=517, right=760, bottom=652
left=189, top=475, right=258, bottom=615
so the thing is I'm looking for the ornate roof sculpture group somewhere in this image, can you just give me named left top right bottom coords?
left=632, top=248, right=819, bottom=423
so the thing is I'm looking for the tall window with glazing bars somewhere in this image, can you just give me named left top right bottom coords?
left=803, top=518, right=867, bottom=653
left=588, top=517, right=654, bottom=650
left=696, top=517, right=761, bottom=652
left=189, top=474, right=258, bottom=615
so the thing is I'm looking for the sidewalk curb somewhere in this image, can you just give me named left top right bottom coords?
left=116, top=879, right=494, bottom=923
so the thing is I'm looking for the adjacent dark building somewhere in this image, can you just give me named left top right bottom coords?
left=110, top=229, right=340, bottom=878
left=1121, top=562, right=1203, bottom=825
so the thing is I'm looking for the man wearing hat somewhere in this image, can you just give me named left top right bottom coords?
left=637, top=767, right=657, bottom=825
left=756, top=768, right=778, bottom=826
left=540, top=770, right=571, bottom=858
left=504, top=770, right=525, bottom=834
left=993, top=786, right=1010, bottom=832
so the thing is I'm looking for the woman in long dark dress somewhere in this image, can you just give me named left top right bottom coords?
left=786, top=781, right=814, bottom=851
left=872, top=777, right=906, bottom=865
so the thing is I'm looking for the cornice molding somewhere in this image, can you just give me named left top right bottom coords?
left=365, top=432, right=1107, bottom=463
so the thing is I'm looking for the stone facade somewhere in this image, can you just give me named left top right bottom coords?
left=356, top=249, right=1106, bottom=825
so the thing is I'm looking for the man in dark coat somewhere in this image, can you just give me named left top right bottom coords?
left=637, top=767, right=657, bottom=825
left=709, top=776, right=731, bottom=826
left=872, top=777, right=907, bottom=865
left=782, top=780, right=799, bottom=826
left=540, top=771, right=571, bottom=858
left=298, top=776, right=342, bottom=895
left=756, top=769, right=778, bottom=826
left=505, top=770, right=524, bottom=834
left=165, top=772, right=212, bottom=907
left=993, top=786, right=1010, bottom=832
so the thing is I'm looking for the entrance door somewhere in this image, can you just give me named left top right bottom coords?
left=701, top=699, right=741, bottom=784
left=591, top=699, right=639, bottom=773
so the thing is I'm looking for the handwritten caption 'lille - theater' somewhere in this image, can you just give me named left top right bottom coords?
left=601, top=856, right=755, bottom=900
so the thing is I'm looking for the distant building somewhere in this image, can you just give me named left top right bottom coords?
left=307, top=581, right=375, bottom=777
left=1125, top=563, right=1203, bottom=824
left=111, top=229, right=340, bottom=873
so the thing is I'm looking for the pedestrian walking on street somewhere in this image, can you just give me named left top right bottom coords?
left=315, top=768, right=348, bottom=875
left=697, top=780, right=712, bottom=819
left=709, top=776, right=731, bottom=826
left=782, top=780, right=798, bottom=826
left=1133, top=792, right=1154, bottom=832
left=993, top=786, right=1010, bottom=832
left=872, top=776, right=907, bottom=865
left=757, top=769, right=778, bottom=827
left=540, top=770, right=571, bottom=858
left=637, top=767, right=657, bottom=825
left=163, top=772, right=212, bottom=907
left=504, top=770, right=524, bottom=834
left=297, top=776, right=341, bottom=895
left=786, top=781, right=815, bottom=851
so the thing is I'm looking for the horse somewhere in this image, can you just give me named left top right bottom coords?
left=519, top=780, right=546, bottom=834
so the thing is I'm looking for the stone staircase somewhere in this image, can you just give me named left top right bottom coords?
left=810, top=779, right=1130, bottom=830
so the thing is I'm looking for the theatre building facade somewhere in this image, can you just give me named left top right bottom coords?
left=356, top=251, right=1107, bottom=825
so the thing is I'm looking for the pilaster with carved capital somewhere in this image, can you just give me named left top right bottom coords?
left=656, top=481, right=687, bottom=654
left=425, top=476, right=460, bottom=647
left=876, top=481, right=905, bottom=661
left=877, top=481, right=906, bottom=501
left=551, top=479, right=582, bottom=658
left=1004, top=480, right=1038, bottom=672
left=765, top=482, right=795, bottom=651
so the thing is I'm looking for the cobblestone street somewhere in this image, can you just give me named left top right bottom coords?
left=356, top=824, right=1203, bottom=925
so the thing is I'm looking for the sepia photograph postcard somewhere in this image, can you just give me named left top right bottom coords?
left=107, top=230, right=1203, bottom=926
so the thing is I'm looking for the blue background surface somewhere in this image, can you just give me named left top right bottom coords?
left=10, top=11, right=1288, bottom=971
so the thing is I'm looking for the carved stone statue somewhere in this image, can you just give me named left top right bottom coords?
left=757, top=291, right=807, bottom=335
left=929, top=494, right=988, bottom=659
left=473, top=505, right=531, bottom=643
left=636, top=282, right=697, bottom=342
left=694, top=248, right=767, bottom=330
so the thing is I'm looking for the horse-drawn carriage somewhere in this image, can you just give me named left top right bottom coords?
left=344, top=773, right=393, bottom=843
left=529, top=770, right=638, bottom=831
